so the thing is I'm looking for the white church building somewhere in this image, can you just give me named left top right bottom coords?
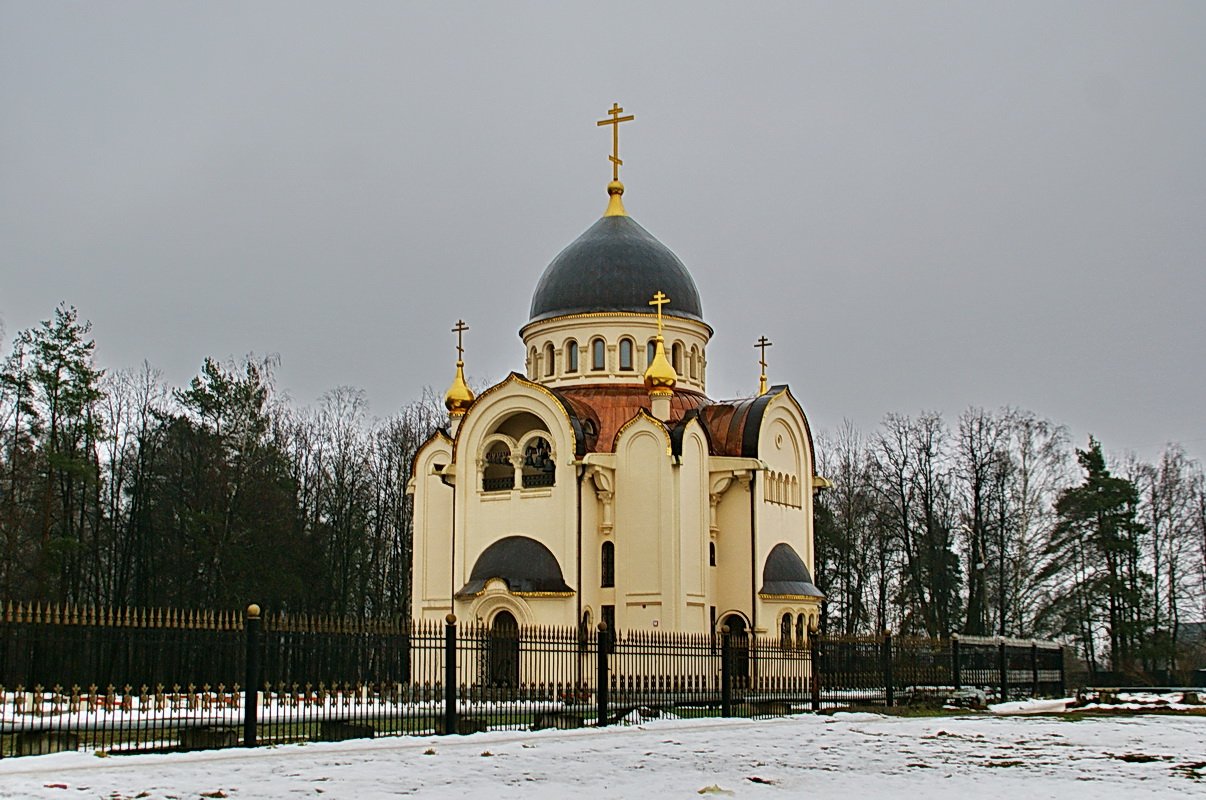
left=409, top=107, right=826, bottom=642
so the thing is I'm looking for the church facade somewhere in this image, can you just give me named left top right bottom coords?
left=409, top=109, right=825, bottom=641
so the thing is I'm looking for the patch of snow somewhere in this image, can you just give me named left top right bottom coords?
left=989, top=698, right=1073, bottom=715
left=1, top=713, right=1201, bottom=798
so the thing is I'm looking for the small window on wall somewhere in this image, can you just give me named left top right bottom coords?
left=566, top=340, right=578, bottom=373
left=671, top=343, right=683, bottom=373
left=795, top=614, right=806, bottom=648
left=601, top=604, right=616, bottom=632
left=591, top=338, right=606, bottom=371
left=689, top=346, right=699, bottom=380
left=528, top=347, right=538, bottom=379
left=709, top=542, right=716, bottom=567
left=601, top=541, right=615, bottom=588
left=647, top=339, right=657, bottom=366
left=780, top=614, right=792, bottom=649
left=618, top=339, right=634, bottom=370
left=544, top=343, right=555, bottom=376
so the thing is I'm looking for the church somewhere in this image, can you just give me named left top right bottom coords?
left=409, top=105, right=826, bottom=643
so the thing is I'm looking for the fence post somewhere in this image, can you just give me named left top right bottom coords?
left=1030, top=641, right=1040, bottom=697
left=243, top=603, right=260, bottom=748
left=951, top=634, right=961, bottom=691
left=810, top=634, right=821, bottom=712
left=882, top=630, right=894, bottom=708
left=997, top=637, right=1008, bottom=703
left=1058, top=645, right=1067, bottom=697
left=720, top=625, right=732, bottom=717
left=444, top=614, right=457, bottom=735
left=596, top=622, right=610, bottom=727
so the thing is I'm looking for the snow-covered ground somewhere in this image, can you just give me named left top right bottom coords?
left=0, top=712, right=1202, bottom=799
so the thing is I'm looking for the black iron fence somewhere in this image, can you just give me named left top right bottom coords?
left=0, top=602, right=1065, bottom=758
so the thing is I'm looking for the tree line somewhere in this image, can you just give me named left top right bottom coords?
left=2, top=305, right=1204, bottom=677
left=0, top=305, right=442, bottom=616
left=814, top=410, right=1206, bottom=679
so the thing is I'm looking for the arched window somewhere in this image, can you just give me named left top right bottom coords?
left=591, top=338, right=606, bottom=371
left=647, top=339, right=657, bottom=366
left=521, top=436, right=555, bottom=488
left=795, top=613, right=807, bottom=648
left=671, top=342, right=683, bottom=374
left=689, top=346, right=699, bottom=380
left=618, top=338, right=634, bottom=371
left=601, top=541, right=615, bottom=588
left=528, top=347, right=538, bottom=379
left=566, top=339, right=578, bottom=373
left=544, top=343, right=555, bottom=376
left=709, top=541, right=716, bottom=567
left=482, top=442, right=514, bottom=492
left=781, top=613, right=793, bottom=649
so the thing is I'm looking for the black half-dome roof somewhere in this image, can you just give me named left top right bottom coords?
left=529, top=215, right=704, bottom=323
left=760, top=543, right=825, bottom=598
left=456, top=536, right=574, bottom=597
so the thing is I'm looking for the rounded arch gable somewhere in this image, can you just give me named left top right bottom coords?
left=452, top=377, right=577, bottom=468
left=471, top=592, right=535, bottom=627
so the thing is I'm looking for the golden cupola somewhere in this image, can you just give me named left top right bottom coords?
left=444, top=361, right=474, bottom=414
left=444, top=320, right=475, bottom=425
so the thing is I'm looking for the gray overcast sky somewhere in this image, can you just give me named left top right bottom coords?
left=2, top=1, right=1204, bottom=462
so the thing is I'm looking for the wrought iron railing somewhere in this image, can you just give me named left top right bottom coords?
left=0, top=602, right=1065, bottom=758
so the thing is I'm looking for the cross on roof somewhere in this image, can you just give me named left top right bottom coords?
left=596, top=102, right=635, bottom=182
left=649, top=291, right=670, bottom=333
left=451, top=320, right=469, bottom=361
left=755, top=336, right=773, bottom=395
left=755, top=335, right=773, bottom=372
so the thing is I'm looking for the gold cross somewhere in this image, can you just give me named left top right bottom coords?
left=597, top=102, right=635, bottom=181
left=755, top=336, right=773, bottom=371
left=451, top=320, right=469, bottom=360
left=648, top=291, right=670, bottom=333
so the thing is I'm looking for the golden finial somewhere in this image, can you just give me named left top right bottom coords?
left=444, top=320, right=475, bottom=415
left=643, top=291, right=677, bottom=394
left=597, top=102, right=634, bottom=217
left=755, top=335, right=773, bottom=396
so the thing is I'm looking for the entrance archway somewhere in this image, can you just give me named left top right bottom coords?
left=722, top=613, right=750, bottom=685
left=489, top=610, right=520, bottom=687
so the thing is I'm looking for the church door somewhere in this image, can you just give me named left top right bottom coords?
left=489, top=611, right=520, bottom=688
left=722, top=614, right=750, bottom=687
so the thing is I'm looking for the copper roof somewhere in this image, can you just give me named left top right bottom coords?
left=552, top=384, right=710, bottom=453
left=549, top=384, right=777, bottom=457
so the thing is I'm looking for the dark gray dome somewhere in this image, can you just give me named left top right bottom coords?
left=760, top=543, right=824, bottom=598
left=456, top=536, right=573, bottom=597
left=529, top=215, right=704, bottom=323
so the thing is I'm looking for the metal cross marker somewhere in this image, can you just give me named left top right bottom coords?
left=597, top=102, right=635, bottom=181
left=452, top=320, right=469, bottom=360
left=755, top=336, right=773, bottom=372
left=649, top=291, right=670, bottom=333
left=755, top=335, right=772, bottom=395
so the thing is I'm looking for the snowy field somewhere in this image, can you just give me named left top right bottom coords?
left=0, top=712, right=1202, bottom=799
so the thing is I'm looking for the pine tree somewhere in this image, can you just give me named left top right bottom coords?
left=1042, top=438, right=1147, bottom=673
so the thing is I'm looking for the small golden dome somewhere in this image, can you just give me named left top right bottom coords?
left=643, top=335, right=677, bottom=392
left=603, top=180, right=628, bottom=217
left=444, top=360, right=475, bottom=414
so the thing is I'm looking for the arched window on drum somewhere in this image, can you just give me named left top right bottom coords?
left=565, top=339, right=579, bottom=373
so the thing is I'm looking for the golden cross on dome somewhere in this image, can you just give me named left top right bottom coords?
left=597, top=102, right=635, bottom=181
left=755, top=335, right=773, bottom=395
left=649, top=291, right=670, bottom=334
left=451, top=320, right=469, bottom=360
